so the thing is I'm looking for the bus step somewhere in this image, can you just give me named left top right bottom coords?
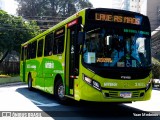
left=65, top=95, right=74, bottom=99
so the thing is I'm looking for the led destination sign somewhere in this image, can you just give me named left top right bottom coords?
left=124, top=29, right=150, bottom=35
left=95, top=13, right=141, bottom=25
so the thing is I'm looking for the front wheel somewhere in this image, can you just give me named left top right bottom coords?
left=55, top=80, right=69, bottom=104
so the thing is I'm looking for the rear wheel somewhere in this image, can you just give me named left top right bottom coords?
left=55, top=80, right=68, bottom=104
left=28, top=74, right=33, bottom=91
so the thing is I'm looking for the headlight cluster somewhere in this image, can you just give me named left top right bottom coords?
left=83, top=74, right=102, bottom=91
left=145, top=79, right=152, bottom=91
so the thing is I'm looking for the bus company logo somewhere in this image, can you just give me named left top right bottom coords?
left=27, top=64, right=36, bottom=69
left=104, top=82, right=117, bottom=87
left=121, top=76, right=131, bottom=79
left=45, top=62, right=54, bottom=69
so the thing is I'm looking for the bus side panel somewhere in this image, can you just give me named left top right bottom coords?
left=35, top=58, right=44, bottom=90
left=43, top=56, right=65, bottom=94
left=25, top=59, right=40, bottom=88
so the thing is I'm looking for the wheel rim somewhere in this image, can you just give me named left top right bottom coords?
left=58, top=84, right=65, bottom=99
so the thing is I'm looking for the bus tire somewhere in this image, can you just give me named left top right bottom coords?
left=28, top=74, right=33, bottom=91
left=55, top=80, right=68, bottom=104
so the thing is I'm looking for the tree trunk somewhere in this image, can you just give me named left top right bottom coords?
left=0, top=50, right=9, bottom=63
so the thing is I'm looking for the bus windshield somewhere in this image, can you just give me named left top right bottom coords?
left=82, top=27, right=151, bottom=68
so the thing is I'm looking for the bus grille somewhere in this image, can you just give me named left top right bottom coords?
left=105, top=91, right=141, bottom=98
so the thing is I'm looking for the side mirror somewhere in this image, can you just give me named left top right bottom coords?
left=78, top=32, right=84, bottom=45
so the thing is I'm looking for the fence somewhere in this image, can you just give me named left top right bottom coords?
left=0, top=61, right=20, bottom=75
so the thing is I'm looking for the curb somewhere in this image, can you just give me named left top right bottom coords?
left=0, top=82, right=26, bottom=87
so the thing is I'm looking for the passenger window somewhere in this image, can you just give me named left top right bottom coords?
left=44, top=32, right=54, bottom=56
left=31, top=41, right=37, bottom=59
left=27, top=44, right=32, bottom=59
left=53, top=27, right=65, bottom=54
left=21, top=46, right=24, bottom=60
left=37, top=39, right=43, bottom=57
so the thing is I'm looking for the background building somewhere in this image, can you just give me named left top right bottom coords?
left=140, top=0, right=160, bottom=31
left=112, top=0, right=122, bottom=9
left=112, top=0, right=142, bottom=13
left=0, top=0, right=5, bottom=10
left=121, top=0, right=130, bottom=11
left=0, top=0, right=2, bottom=9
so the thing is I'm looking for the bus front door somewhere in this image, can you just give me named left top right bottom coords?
left=66, top=25, right=80, bottom=96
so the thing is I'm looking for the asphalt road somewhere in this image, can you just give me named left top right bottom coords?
left=0, top=83, right=160, bottom=120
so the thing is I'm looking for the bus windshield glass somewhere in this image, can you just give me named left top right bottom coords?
left=82, top=27, right=151, bottom=68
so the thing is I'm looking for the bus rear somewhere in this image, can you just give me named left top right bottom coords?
left=75, top=8, right=152, bottom=102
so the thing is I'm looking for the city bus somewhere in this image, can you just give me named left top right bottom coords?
left=20, top=8, right=152, bottom=103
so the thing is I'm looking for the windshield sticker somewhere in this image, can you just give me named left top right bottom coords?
left=117, top=62, right=125, bottom=67
left=132, top=60, right=136, bottom=67
left=97, top=58, right=112, bottom=63
left=84, top=52, right=96, bottom=64
left=126, top=60, right=131, bottom=67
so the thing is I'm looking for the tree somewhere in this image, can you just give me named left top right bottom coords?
left=0, top=10, right=41, bottom=62
left=15, top=0, right=93, bottom=29
left=16, top=0, right=92, bottom=17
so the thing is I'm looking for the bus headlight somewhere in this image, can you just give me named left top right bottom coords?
left=145, top=79, right=152, bottom=91
left=83, top=74, right=102, bottom=92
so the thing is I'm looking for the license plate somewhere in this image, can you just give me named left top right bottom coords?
left=120, top=92, right=132, bottom=98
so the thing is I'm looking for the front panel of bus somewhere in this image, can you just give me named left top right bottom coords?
left=77, top=8, right=152, bottom=102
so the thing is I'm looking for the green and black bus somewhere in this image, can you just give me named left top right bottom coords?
left=20, top=8, right=152, bottom=103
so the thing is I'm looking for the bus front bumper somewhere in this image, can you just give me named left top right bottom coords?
left=77, top=83, right=152, bottom=102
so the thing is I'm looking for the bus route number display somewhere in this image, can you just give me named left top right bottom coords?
left=95, top=13, right=141, bottom=25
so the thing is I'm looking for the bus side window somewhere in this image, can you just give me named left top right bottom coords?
left=37, top=39, right=43, bottom=57
left=21, top=47, right=24, bottom=61
left=53, top=36, right=64, bottom=54
left=53, top=27, right=65, bottom=54
left=31, top=41, right=37, bottom=59
left=44, top=32, right=54, bottom=56
left=27, top=44, right=32, bottom=59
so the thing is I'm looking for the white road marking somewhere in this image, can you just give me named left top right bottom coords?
left=30, top=99, right=60, bottom=107
left=37, top=103, right=60, bottom=107
left=30, top=99, right=45, bottom=105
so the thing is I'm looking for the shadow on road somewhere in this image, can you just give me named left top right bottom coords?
left=153, top=87, right=160, bottom=91
left=16, top=86, right=159, bottom=120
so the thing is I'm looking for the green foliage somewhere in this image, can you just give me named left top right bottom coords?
left=0, top=10, right=41, bottom=57
left=15, top=0, right=93, bottom=18
left=152, top=57, right=160, bottom=79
